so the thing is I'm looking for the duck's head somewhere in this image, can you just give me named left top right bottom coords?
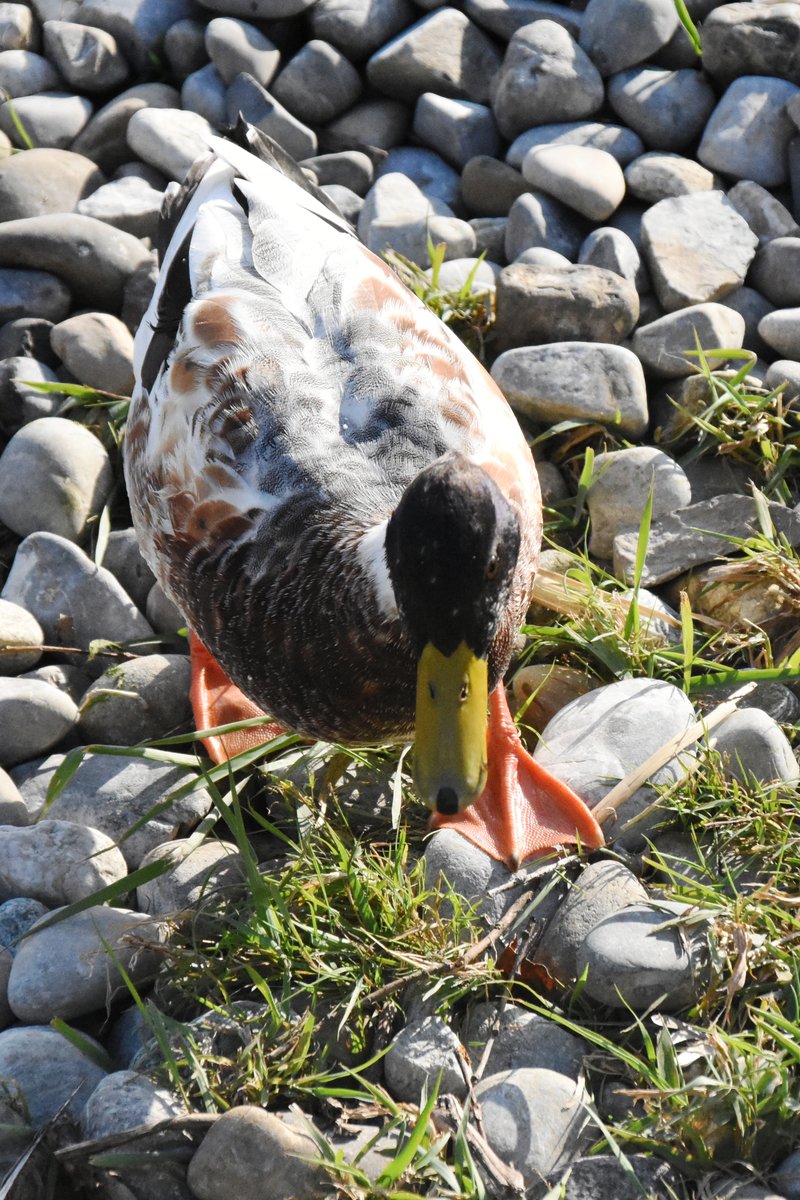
left=385, top=452, right=521, bottom=816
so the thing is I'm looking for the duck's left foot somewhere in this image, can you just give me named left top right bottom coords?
left=189, top=633, right=284, bottom=763
left=430, top=685, right=604, bottom=870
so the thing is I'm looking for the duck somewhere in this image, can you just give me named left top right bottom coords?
left=124, top=126, right=603, bottom=871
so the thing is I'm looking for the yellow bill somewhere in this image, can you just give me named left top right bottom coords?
left=413, top=641, right=489, bottom=814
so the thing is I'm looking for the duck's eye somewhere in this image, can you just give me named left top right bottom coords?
left=460, top=679, right=469, bottom=702
left=486, top=554, right=499, bottom=580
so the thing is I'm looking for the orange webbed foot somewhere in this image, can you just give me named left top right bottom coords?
left=430, top=685, right=604, bottom=870
left=189, top=633, right=285, bottom=763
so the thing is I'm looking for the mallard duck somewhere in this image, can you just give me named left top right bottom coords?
left=124, top=128, right=603, bottom=870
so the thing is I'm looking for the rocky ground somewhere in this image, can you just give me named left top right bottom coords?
left=0, top=0, right=799, bottom=1197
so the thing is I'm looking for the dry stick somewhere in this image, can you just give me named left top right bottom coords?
left=591, top=682, right=757, bottom=828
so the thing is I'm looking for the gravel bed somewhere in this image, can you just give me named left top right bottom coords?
left=0, top=0, right=799, bottom=1197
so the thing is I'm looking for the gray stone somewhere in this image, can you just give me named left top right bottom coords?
left=0, top=90, right=92, bottom=150
left=773, top=1149, right=800, bottom=1200
left=127, top=106, right=216, bottom=183
left=0, top=4, right=38, bottom=51
left=536, top=860, right=649, bottom=983
left=376, top=146, right=461, bottom=209
left=80, top=1070, right=184, bottom=1139
left=713, top=708, right=799, bottom=786
left=507, top=120, right=644, bottom=169
left=51, top=311, right=135, bottom=395
left=765, top=358, right=800, bottom=400
left=640, top=191, right=758, bottom=311
left=607, top=66, right=716, bottom=151
left=727, top=180, right=800, bottom=245
left=78, top=653, right=191, bottom=744
left=522, top=144, right=625, bottom=220
left=0, top=356, right=65, bottom=433
left=0, top=212, right=151, bottom=311
left=492, top=341, right=647, bottom=436
left=273, top=39, right=362, bottom=125
left=702, top=2, right=800, bottom=87
left=72, top=82, right=181, bottom=174
left=198, top=0, right=316, bottom=16
left=625, top=151, right=717, bottom=202
left=427, top=257, right=497, bottom=294
left=0, top=899, right=47, bottom=952
left=534, top=678, right=696, bottom=847
left=0, top=819, right=127, bottom=905
left=0, top=318, right=58, bottom=363
left=578, top=226, right=643, bottom=289
left=300, top=151, right=373, bottom=196
left=491, top=20, right=603, bottom=140
left=186, top=1106, right=328, bottom=1200
left=413, top=94, right=501, bottom=170
left=385, top=1014, right=467, bottom=1102
left=0, top=768, right=27, bottom=825
left=0, top=677, right=77, bottom=764
left=759, top=307, right=800, bottom=359
left=0, top=599, right=43, bottom=675
left=587, top=447, right=692, bottom=558
left=580, top=0, right=678, bottom=75
left=0, top=48, right=60, bottom=96
left=163, top=17, right=207, bottom=78
left=42, top=20, right=129, bottom=91
left=309, top=0, right=415, bottom=62
left=102, top=527, right=156, bottom=610
left=721, top=285, right=774, bottom=358
left=121, top=254, right=158, bottom=333
left=76, top=0, right=196, bottom=73
left=136, top=839, right=247, bottom=918
left=358, top=169, right=454, bottom=244
left=145, top=581, right=185, bottom=635
left=504, top=191, right=585, bottom=260
left=368, top=213, right=476, bottom=263
left=76, top=174, right=163, bottom=241
left=578, top=902, right=704, bottom=1010
left=322, top=184, right=359, bottom=222
left=461, top=155, right=529, bottom=217
left=749, top=238, right=800, bottom=307
left=367, top=9, right=502, bottom=105
left=181, top=63, right=229, bottom=129
left=19, top=750, right=213, bottom=869
left=471, top=215, right=508, bottom=262
left=476, top=1068, right=589, bottom=1183
left=0, top=1025, right=107, bottom=1125
left=494, top=265, right=639, bottom=353
left=0, top=148, right=105, bottom=222
left=205, top=17, right=279, bottom=87
left=1, top=532, right=154, bottom=672
left=699, top=76, right=800, bottom=187
left=0, top=268, right=70, bottom=325
left=514, top=246, right=572, bottom=267
left=8, top=906, right=166, bottom=1022
left=423, top=827, right=537, bottom=926
left=323, top=98, right=410, bottom=153
left=460, top=1001, right=586, bottom=1078
left=632, top=303, right=746, bottom=377
left=613, top=494, right=800, bottom=585
left=564, top=1154, right=683, bottom=1199
left=0, top=417, right=113, bottom=542
left=107, top=1004, right=152, bottom=1069
left=225, top=74, right=317, bottom=161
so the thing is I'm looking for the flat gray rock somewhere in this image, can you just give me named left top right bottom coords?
left=579, top=0, right=678, bottom=75
left=75, top=175, right=163, bottom=241
left=385, top=1014, right=468, bottom=1102
left=640, top=191, right=758, bottom=311
left=127, top=105, right=217, bottom=182
left=413, top=94, right=501, bottom=170
left=759, top=306, right=800, bottom=359
left=423, top=827, right=540, bottom=925
left=713, top=708, right=799, bottom=786
left=632, top=302, right=746, bottom=376
left=77, top=0, right=196, bottom=72
left=476, top=1068, right=589, bottom=1183
left=78, top=653, right=192, bottom=745
left=0, top=90, right=92, bottom=150
left=0, top=677, right=77, bottom=765
left=727, top=180, right=800, bottom=245
left=461, top=1001, right=586, bottom=1078
left=702, top=1, right=800, bottom=86
left=367, top=9, right=502, bottom=105
left=0, top=211, right=151, bottom=310
left=461, top=155, right=529, bottom=217
left=0, top=266, right=70, bottom=324
left=0, top=599, right=43, bottom=675
left=300, top=150, right=374, bottom=195
left=80, top=1070, right=184, bottom=1140
left=376, top=145, right=461, bottom=208
left=72, top=82, right=181, bottom=174
left=624, top=151, right=717, bottom=203
left=0, top=147, right=104, bottom=221
left=578, top=226, right=644, bottom=289
left=749, top=238, right=800, bottom=307
left=205, top=16, right=280, bottom=87
left=578, top=902, right=704, bottom=1010
left=0, top=819, right=127, bottom=905
left=0, top=47, right=60, bottom=96
left=0, top=417, right=113, bottom=542
left=0, top=1025, right=107, bottom=1125
left=491, top=20, right=603, bottom=140
left=613, top=494, right=800, bottom=585
left=506, top=120, right=644, bottom=169
left=272, top=38, right=362, bottom=125
left=1, top=532, right=154, bottom=673
left=534, top=678, right=696, bottom=848
left=465, top=0, right=582, bottom=40
left=137, top=838, right=247, bottom=917
left=607, top=66, right=716, bottom=151
left=521, top=144, right=625, bottom=220
left=8, top=906, right=166, bottom=1022
left=309, top=0, right=415, bottom=61
left=182, top=61, right=228, bottom=129
left=587, top=446, right=692, bottom=558
left=492, top=341, right=647, bottom=435
left=42, top=19, right=129, bottom=91
left=17, top=750, right=213, bottom=869
left=225, top=74, right=317, bottom=160
left=494, top=266, right=639, bottom=352
left=504, top=190, right=585, bottom=260
left=698, top=75, right=800, bottom=187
